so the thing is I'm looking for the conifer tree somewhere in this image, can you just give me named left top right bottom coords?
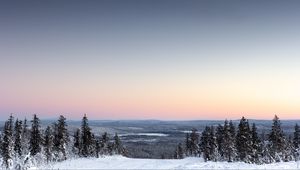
left=2, top=121, right=14, bottom=169
left=185, top=133, right=191, bottom=156
left=113, top=133, right=125, bottom=155
left=81, top=114, right=93, bottom=157
left=222, top=120, right=237, bottom=162
left=268, top=115, right=286, bottom=162
left=95, top=139, right=100, bottom=158
left=293, top=124, right=300, bottom=149
left=251, top=123, right=262, bottom=164
left=53, top=115, right=69, bottom=161
left=29, top=114, right=42, bottom=156
left=200, top=126, right=219, bottom=161
left=44, top=126, right=53, bottom=163
left=190, top=128, right=199, bottom=156
left=14, top=119, right=22, bottom=157
left=209, top=126, right=219, bottom=161
left=73, top=129, right=81, bottom=156
left=294, top=124, right=300, bottom=161
left=283, top=135, right=295, bottom=162
left=236, top=117, right=253, bottom=163
left=200, top=126, right=211, bottom=161
left=216, top=124, right=224, bottom=158
left=100, top=132, right=110, bottom=155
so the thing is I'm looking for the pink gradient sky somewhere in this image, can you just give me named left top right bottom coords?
left=1, top=1, right=300, bottom=120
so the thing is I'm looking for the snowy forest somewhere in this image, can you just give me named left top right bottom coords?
left=175, top=115, right=300, bottom=164
left=0, top=114, right=126, bottom=169
left=0, top=114, right=300, bottom=169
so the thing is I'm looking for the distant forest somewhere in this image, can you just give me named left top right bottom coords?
left=0, top=114, right=299, bottom=169
left=175, top=115, right=300, bottom=164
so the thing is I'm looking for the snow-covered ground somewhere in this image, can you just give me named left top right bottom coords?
left=31, top=155, right=300, bottom=169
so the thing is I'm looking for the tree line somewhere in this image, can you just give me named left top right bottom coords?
left=174, top=115, right=300, bottom=164
left=0, top=114, right=126, bottom=169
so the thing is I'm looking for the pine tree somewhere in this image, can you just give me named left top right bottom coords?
left=53, top=115, right=69, bottom=161
left=268, top=115, right=286, bottom=162
left=113, top=133, right=125, bottom=155
left=95, top=139, right=100, bottom=158
left=73, top=129, right=81, bottom=156
left=20, top=118, right=30, bottom=167
left=236, top=116, right=253, bottom=163
left=251, top=123, right=262, bottom=164
left=282, top=135, right=295, bottom=162
left=293, top=124, right=300, bottom=161
left=209, top=126, right=219, bottom=161
left=200, top=126, right=219, bottom=161
left=29, top=114, right=42, bottom=156
left=81, top=114, right=93, bottom=157
left=14, top=119, right=23, bottom=157
left=190, top=128, right=199, bottom=156
left=222, top=120, right=237, bottom=162
left=2, top=121, right=14, bottom=169
left=185, top=133, right=191, bottom=156
left=100, top=132, right=110, bottom=155
left=44, top=126, right=53, bottom=163
left=293, top=124, right=300, bottom=149
left=200, top=126, right=211, bottom=161
left=216, top=124, right=224, bottom=158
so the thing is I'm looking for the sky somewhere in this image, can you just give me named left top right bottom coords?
left=1, top=0, right=300, bottom=120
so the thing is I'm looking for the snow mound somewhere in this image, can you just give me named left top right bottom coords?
left=33, top=156, right=300, bottom=169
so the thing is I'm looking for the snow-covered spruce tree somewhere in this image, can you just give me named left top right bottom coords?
left=14, top=119, right=22, bottom=158
left=29, top=114, right=44, bottom=166
left=216, top=124, right=224, bottom=158
left=185, top=133, right=191, bottom=156
left=282, top=135, right=295, bottom=162
left=200, top=126, right=219, bottom=161
left=294, top=124, right=300, bottom=161
left=21, top=118, right=30, bottom=151
left=222, top=120, right=237, bottom=162
left=2, top=120, right=14, bottom=169
left=251, top=123, right=263, bottom=164
left=20, top=118, right=30, bottom=169
left=95, top=138, right=101, bottom=158
left=112, top=133, right=126, bottom=156
left=73, top=128, right=81, bottom=156
left=209, top=126, right=219, bottom=161
left=53, top=115, right=69, bottom=161
left=236, top=117, right=253, bottom=163
left=13, top=119, right=23, bottom=169
left=81, top=114, right=94, bottom=157
left=44, top=126, right=54, bottom=163
left=200, top=126, right=211, bottom=161
left=100, top=132, right=110, bottom=155
left=29, top=114, right=42, bottom=157
left=0, top=134, right=2, bottom=157
left=189, top=128, right=200, bottom=157
left=268, top=115, right=286, bottom=162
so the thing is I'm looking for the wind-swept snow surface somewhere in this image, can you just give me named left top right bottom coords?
left=32, top=156, right=300, bottom=169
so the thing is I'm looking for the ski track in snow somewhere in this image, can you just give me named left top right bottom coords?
left=31, top=155, right=300, bottom=169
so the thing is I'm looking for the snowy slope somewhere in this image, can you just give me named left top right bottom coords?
left=30, top=155, right=300, bottom=169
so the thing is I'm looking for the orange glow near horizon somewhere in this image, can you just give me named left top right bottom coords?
left=1, top=65, right=300, bottom=120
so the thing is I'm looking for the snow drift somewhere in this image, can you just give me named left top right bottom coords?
left=32, top=155, right=300, bottom=169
